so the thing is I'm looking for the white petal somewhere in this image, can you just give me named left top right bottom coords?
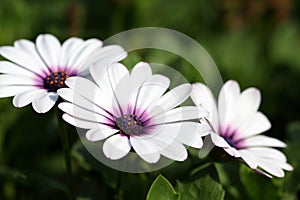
left=103, top=134, right=131, bottom=160
left=57, top=87, right=113, bottom=120
left=36, top=34, right=61, bottom=71
left=248, top=147, right=287, bottom=162
left=90, top=63, right=129, bottom=95
left=0, top=46, right=47, bottom=75
left=82, top=45, right=127, bottom=68
left=0, top=85, right=37, bottom=98
left=191, top=83, right=219, bottom=130
left=13, top=89, right=46, bottom=107
left=210, top=132, right=231, bottom=148
left=0, top=74, right=37, bottom=85
left=236, top=112, right=271, bottom=139
left=60, top=37, right=84, bottom=67
left=173, top=122, right=210, bottom=148
left=130, top=136, right=161, bottom=163
left=13, top=39, right=49, bottom=73
left=239, top=149, right=257, bottom=169
left=0, top=61, right=36, bottom=77
left=130, top=62, right=152, bottom=88
left=151, top=83, right=191, bottom=116
left=32, top=92, right=58, bottom=113
left=150, top=106, right=207, bottom=125
left=128, top=74, right=170, bottom=116
left=58, top=102, right=114, bottom=126
left=86, top=127, right=119, bottom=141
left=66, top=38, right=102, bottom=71
left=232, top=88, right=261, bottom=129
left=64, top=77, right=113, bottom=115
left=256, top=158, right=285, bottom=178
left=111, top=72, right=131, bottom=116
left=243, top=135, right=286, bottom=148
left=62, top=114, right=100, bottom=129
left=223, top=147, right=241, bottom=157
left=218, top=80, right=240, bottom=126
left=160, top=141, right=188, bottom=161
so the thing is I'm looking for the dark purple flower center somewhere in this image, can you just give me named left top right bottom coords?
left=115, top=114, right=144, bottom=136
left=43, top=71, right=70, bottom=92
left=221, top=126, right=244, bottom=149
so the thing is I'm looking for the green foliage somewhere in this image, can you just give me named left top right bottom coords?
left=146, top=175, right=180, bottom=200
left=176, top=175, right=225, bottom=200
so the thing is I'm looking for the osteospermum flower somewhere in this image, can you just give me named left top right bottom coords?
left=191, top=80, right=293, bottom=177
left=0, top=34, right=126, bottom=113
left=57, top=62, right=209, bottom=163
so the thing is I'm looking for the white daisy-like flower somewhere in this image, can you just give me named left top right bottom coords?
left=57, top=62, right=209, bottom=163
left=0, top=34, right=126, bottom=113
left=191, top=80, right=293, bottom=178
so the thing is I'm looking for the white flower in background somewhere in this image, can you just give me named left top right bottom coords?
left=191, top=80, right=293, bottom=178
left=0, top=34, right=126, bottom=113
left=58, top=62, right=209, bottom=163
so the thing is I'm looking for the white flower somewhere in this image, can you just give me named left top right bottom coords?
left=57, top=62, right=209, bottom=163
left=0, top=34, right=126, bottom=113
left=191, top=80, right=293, bottom=178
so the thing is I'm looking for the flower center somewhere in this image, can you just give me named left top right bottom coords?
left=43, top=71, right=70, bottom=92
left=115, top=114, right=144, bottom=136
left=224, top=137, right=237, bottom=148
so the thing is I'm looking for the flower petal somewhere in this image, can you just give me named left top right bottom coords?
left=160, top=141, right=188, bottom=161
left=13, top=89, right=46, bottom=107
left=150, top=106, right=207, bottom=125
left=218, top=80, right=240, bottom=126
left=235, top=112, right=271, bottom=140
left=32, top=92, right=58, bottom=113
left=191, top=83, right=219, bottom=130
left=58, top=102, right=114, bottom=125
left=129, top=74, right=170, bottom=116
left=86, top=127, right=119, bottom=141
left=82, top=45, right=127, bottom=69
left=151, top=83, right=191, bottom=116
left=0, top=85, right=37, bottom=98
left=0, top=46, right=47, bottom=75
left=103, top=134, right=131, bottom=160
left=0, top=74, right=37, bottom=85
left=13, top=39, right=50, bottom=73
left=60, top=37, right=84, bottom=67
left=0, top=61, right=36, bottom=77
left=256, top=158, right=285, bottom=178
left=64, top=77, right=113, bottom=115
left=130, top=62, right=152, bottom=88
left=243, top=135, right=286, bottom=148
left=62, top=114, right=100, bottom=129
left=36, top=34, right=61, bottom=71
left=57, top=87, right=114, bottom=120
left=210, top=132, right=231, bottom=148
left=66, top=38, right=102, bottom=71
left=248, top=147, right=287, bottom=162
left=130, top=136, right=161, bottom=163
left=239, top=149, right=257, bottom=169
left=174, top=122, right=210, bottom=148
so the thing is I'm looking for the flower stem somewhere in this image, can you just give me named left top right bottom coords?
left=56, top=109, right=75, bottom=200
left=115, top=171, right=126, bottom=200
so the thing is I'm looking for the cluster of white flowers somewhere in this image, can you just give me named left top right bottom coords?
left=0, top=34, right=293, bottom=178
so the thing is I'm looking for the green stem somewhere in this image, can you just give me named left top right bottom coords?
left=56, top=109, right=75, bottom=200
left=115, top=171, right=126, bottom=200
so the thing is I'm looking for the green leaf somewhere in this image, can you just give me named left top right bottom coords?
left=176, top=175, right=225, bottom=200
left=239, top=165, right=280, bottom=200
left=146, top=175, right=180, bottom=200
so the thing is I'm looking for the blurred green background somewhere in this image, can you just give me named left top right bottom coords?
left=0, top=0, right=300, bottom=199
